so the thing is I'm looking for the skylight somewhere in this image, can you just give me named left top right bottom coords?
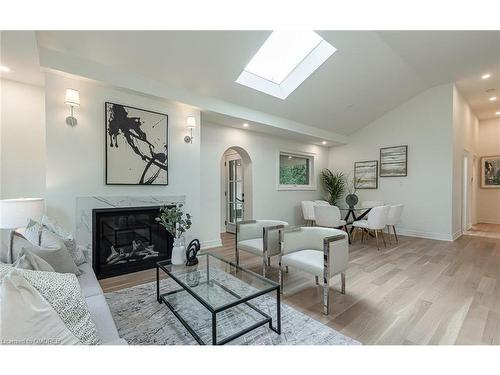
left=236, top=31, right=336, bottom=100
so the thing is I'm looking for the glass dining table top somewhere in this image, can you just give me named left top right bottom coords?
left=338, top=206, right=371, bottom=211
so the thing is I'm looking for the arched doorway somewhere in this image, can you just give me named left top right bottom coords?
left=220, top=147, right=253, bottom=234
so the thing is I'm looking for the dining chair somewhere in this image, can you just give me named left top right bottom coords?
left=235, top=219, right=288, bottom=277
left=314, top=200, right=330, bottom=206
left=278, top=226, right=349, bottom=315
left=314, top=205, right=348, bottom=232
left=361, top=201, right=385, bottom=209
left=352, top=205, right=390, bottom=250
left=301, top=201, right=316, bottom=226
left=386, top=204, right=404, bottom=244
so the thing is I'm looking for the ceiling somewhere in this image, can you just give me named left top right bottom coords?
left=2, top=31, right=499, bottom=136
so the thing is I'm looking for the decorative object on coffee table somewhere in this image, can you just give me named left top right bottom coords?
left=354, top=160, right=378, bottom=189
left=380, top=145, right=408, bottom=177
left=105, top=102, right=168, bottom=185
left=156, top=204, right=192, bottom=266
left=185, top=239, right=200, bottom=266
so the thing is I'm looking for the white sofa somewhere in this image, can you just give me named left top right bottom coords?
left=1, top=231, right=124, bottom=345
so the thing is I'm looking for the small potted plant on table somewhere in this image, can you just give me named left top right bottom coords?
left=156, top=204, right=192, bottom=265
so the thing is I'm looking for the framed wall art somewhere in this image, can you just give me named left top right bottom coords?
left=354, top=160, right=378, bottom=189
left=481, top=155, right=500, bottom=188
left=105, top=102, right=168, bottom=185
left=380, top=145, right=408, bottom=177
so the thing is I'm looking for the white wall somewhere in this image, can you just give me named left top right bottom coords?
left=328, top=83, right=455, bottom=240
left=44, top=73, right=201, bottom=239
left=200, top=121, right=328, bottom=246
left=0, top=79, right=46, bottom=199
left=452, top=86, right=479, bottom=234
left=477, top=117, right=500, bottom=224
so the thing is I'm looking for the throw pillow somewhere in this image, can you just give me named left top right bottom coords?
left=23, top=219, right=42, bottom=245
left=9, top=231, right=32, bottom=263
left=0, top=267, right=99, bottom=345
left=41, top=216, right=86, bottom=266
left=12, top=249, right=55, bottom=272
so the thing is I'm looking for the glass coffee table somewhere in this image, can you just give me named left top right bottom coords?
left=156, top=253, right=281, bottom=345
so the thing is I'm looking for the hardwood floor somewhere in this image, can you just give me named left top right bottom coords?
left=100, top=231, right=500, bottom=345
left=464, top=223, right=500, bottom=240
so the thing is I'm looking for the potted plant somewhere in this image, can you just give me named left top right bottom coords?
left=320, top=169, right=347, bottom=206
left=345, top=171, right=360, bottom=208
left=156, top=204, right=192, bottom=265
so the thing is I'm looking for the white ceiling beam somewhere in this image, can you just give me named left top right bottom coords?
left=38, top=47, right=348, bottom=145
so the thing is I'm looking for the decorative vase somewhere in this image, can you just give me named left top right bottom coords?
left=171, top=237, right=186, bottom=265
left=346, top=194, right=359, bottom=209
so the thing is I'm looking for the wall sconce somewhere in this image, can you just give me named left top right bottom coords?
left=65, top=88, right=80, bottom=127
left=184, top=116, right=196, bottom=143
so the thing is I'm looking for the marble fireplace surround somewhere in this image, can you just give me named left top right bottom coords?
left=76, top=195, right=185, bottom=263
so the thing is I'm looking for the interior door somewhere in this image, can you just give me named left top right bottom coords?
left=225, top=156, right=244, bottom=233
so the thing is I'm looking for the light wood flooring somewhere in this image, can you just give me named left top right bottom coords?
left=464, top=223, right=500, bottom=240
left=100, top=231, right=500, bottom=345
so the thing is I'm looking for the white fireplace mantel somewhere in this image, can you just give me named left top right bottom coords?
left=76, top=195, right=185, bottom=262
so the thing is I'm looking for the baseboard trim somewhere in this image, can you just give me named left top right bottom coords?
left=477, top=219, right=500, bottom=225
left=397, top=228, right=454, bottom=242
left=200, top=238, right=223, bottom=250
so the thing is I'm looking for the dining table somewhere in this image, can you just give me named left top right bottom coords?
left=338, top=206, right=373, bottom=236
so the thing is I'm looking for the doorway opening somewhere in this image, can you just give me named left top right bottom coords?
left=220, top=147, right=253, bottom=234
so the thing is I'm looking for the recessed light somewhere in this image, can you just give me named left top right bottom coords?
left=489, top=96, right=497, bottom=102
left=321, top=141, right=327, bottom=145
left=482, top=73, right=491, bottom=80
left=242, top=123, right=249, bottom=128
left=288, top=155, right=292, bottom=159
left=496, top=111, right=500, bottom=116
left=0, top=65, right=10, bottom=73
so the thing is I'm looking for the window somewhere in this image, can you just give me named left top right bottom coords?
left=236, top=31, right=336, bottom=99
left=278, top=151, right=315, bottom=190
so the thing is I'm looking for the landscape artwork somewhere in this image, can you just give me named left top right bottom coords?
left=354, top=160, right=378, bottom=189
left=481, top=156, right=500, bottom=188
left=380, top=145, right=408, bottom=177
left=105, top=102, right=168, bottom=185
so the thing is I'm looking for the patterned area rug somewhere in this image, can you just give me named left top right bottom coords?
left=105, top=277, right=360, bottom=345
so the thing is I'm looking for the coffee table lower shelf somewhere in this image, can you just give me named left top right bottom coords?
left=156, top=256, right=281, bottom=345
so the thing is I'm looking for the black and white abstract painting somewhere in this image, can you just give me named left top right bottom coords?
left=380, top=145, right=408, bottom=177
left=106, top=102, right=168, bottom=185
left=354, top=160, right=378, bottom=189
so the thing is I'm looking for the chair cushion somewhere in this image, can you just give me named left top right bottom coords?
left=282, top=249, right=323, bottom=277
left=237, top=238, right=263, bottom=256
left=352, top=220, right=369, bottom=229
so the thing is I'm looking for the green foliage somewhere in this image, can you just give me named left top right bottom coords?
left=321, top=169, right=347, bottom=206
left=155, top=204, right=192, bottom=239
left=280, top=164, right=308, bottom=185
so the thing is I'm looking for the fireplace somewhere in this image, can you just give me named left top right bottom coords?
left=92, top=206, right=173, bottom=279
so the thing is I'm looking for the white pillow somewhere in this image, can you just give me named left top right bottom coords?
left=23, top=219, right=42, bottom=245
left=13, top=249, right=55, bottom=272
left=42, top=216, right=86, bottom=266
left=0, top=267, right=99, bottom=345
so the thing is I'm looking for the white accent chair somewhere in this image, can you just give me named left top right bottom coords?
left=278, top=227, right=349, bottom=315
left=314, top=205, right=348, bottom=232
left=386, top=204, right=404, bottom=244
left=361, top=201, right=384, bottom=209
left=235, top=220, right=288, bottom=277
left=301, top=201, right=316, bottom=226
left=352, top=205, right=390, bottom=250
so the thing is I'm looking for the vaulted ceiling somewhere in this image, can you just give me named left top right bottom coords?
left=2, top=30, right=500, bottom=138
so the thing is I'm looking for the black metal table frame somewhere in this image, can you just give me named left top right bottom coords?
left=342, top=207, right=373, bottom=236
left=156, top=253, right=281, bottom=345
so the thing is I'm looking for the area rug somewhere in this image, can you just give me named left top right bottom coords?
left=105, top=277, right=359, bottom=345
